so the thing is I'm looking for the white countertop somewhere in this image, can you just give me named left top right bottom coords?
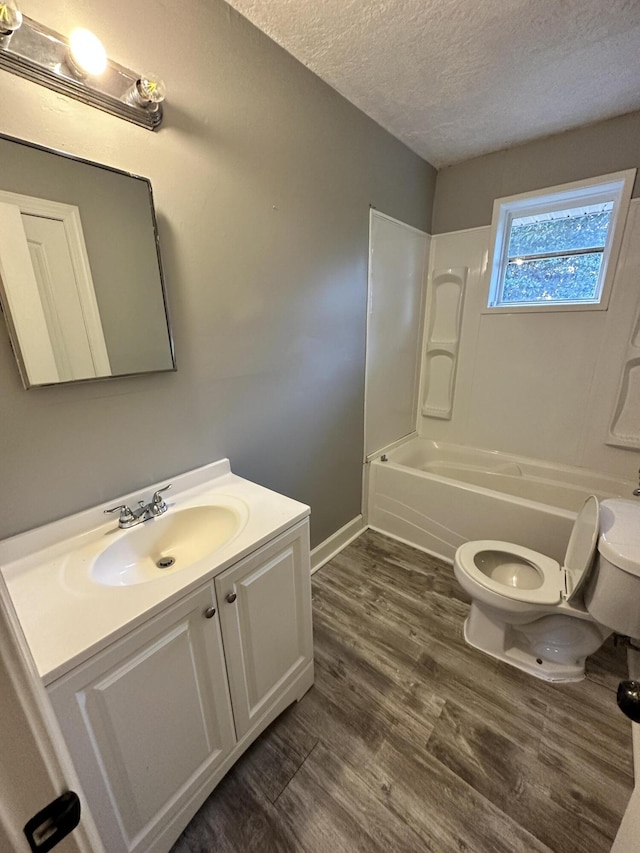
left=0, top=459, right=309, bottom=684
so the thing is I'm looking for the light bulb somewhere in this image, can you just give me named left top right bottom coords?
left=137, top=73, right=166, bottom=104
left=0, top=0, right=22, bottom=37
left=124, top=72, right=166, bottom=109
left=68, top=28, right=107, bottom=77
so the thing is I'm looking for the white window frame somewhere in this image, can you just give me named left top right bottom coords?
left=483, top=169, right=636, bottom=314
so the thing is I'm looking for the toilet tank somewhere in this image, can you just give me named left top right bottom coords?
left=585, top=499, right=640, bottom=638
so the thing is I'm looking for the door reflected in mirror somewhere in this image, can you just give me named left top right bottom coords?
left=0, top=134, right=175, bottom=388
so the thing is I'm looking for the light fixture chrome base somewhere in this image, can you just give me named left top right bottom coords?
left=0, top=16, right=162, bottom=131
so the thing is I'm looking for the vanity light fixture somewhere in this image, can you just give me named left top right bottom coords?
left=0, top=3, right=165, bottom=130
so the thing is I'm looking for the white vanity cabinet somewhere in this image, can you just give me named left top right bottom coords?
left=46, top=520, right=313, bottom=853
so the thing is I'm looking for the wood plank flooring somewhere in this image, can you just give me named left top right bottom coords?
left=171, top=530, right=633, bottom=853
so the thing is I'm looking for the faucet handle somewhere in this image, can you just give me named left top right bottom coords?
left=152, top=484, right=171, bottom=509
left=152, top=484, right=171, bottom=502
left=104, top=504, right=135, bottom=522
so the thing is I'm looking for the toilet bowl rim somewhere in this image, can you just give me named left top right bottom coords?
left=454, top=539, right=562, bottom=605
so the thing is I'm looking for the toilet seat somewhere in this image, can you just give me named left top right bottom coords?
left=456, top=540, right=563, bottom=605
left=456, top=496, right=600, bottom=608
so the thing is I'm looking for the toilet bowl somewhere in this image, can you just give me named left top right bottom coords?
left=454, top=496, right=640, bottom=682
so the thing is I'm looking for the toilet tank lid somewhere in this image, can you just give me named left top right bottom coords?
left=598, top=499, right=640, bottom=576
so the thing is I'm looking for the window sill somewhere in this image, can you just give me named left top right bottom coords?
left=481, top=301, right=609, bottom=315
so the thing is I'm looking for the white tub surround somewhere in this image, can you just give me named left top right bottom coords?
left=609, top=287, right=640, bottom=449
left=419, top=208, right=640, bottom=487
left=368, top=438, right=633, bottom=564
left=364, top=210, right=428, bottom=460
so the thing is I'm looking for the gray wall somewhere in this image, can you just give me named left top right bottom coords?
left=433, top=111, right=640, bottom=233
left=0, top=0, right=435, bottom=545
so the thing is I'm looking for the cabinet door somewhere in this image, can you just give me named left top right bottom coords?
left=47, top=583, right=235, bottom=853
left=216, top=522, right=313, bottom=739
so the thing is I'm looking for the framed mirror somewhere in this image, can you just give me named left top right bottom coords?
left=0, top=133, right=175, bottom=388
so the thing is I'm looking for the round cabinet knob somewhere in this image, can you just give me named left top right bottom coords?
left=204, top=606, right=216, bottom=619
left=226, top=592, right=237, bottom=603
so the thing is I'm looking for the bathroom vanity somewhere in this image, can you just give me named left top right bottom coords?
left=0, top=460, right=314, bottom=853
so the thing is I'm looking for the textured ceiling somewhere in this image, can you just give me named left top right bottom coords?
left=224, top=0, right=640, bottom=167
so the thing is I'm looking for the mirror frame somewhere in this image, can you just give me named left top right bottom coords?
left=0, top=132, right=176, bottom=388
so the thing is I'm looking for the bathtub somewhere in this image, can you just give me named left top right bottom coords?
left=367, top=438, right=633, bottom=564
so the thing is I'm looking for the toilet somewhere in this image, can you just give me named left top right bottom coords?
left=453, top=496, right=640, bottom=682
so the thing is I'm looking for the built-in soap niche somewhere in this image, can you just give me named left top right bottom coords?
left=422, top=267, right=467, bottom=420
left=609, top=358, right=640, bottom=449
left=608, top=303, right=640, bottom=449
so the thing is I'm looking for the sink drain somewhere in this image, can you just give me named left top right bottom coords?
left=157, top=556, right=176, bottom=569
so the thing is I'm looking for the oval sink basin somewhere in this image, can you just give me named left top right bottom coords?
left=92, top=505, right=245, bottom=586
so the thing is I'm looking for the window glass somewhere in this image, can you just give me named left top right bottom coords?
left=502, top=253, right=603, bottom=303
left=501, top=203, right=613, bottom=303
left=508, top=205, right=612, bottom=257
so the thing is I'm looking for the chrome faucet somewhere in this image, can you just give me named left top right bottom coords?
left=104, top=484, right=172, bottom=528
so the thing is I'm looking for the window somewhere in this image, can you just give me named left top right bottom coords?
left=485, top=170, right=635, bottom=312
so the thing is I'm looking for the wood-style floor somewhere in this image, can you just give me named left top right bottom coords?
left=171, top=530, right=634, bottom=853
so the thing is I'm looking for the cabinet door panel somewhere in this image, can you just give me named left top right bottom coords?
left=216, top=523, right=312, bottom=738
left=48, top=583, right=235, bottom=852
left=86, top=621, right=214, bottom=830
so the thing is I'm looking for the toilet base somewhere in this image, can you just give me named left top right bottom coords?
left=463, top=604, right=589, bottom=683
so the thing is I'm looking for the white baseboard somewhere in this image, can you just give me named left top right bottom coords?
left=311, top=515, right=366, bottom=574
